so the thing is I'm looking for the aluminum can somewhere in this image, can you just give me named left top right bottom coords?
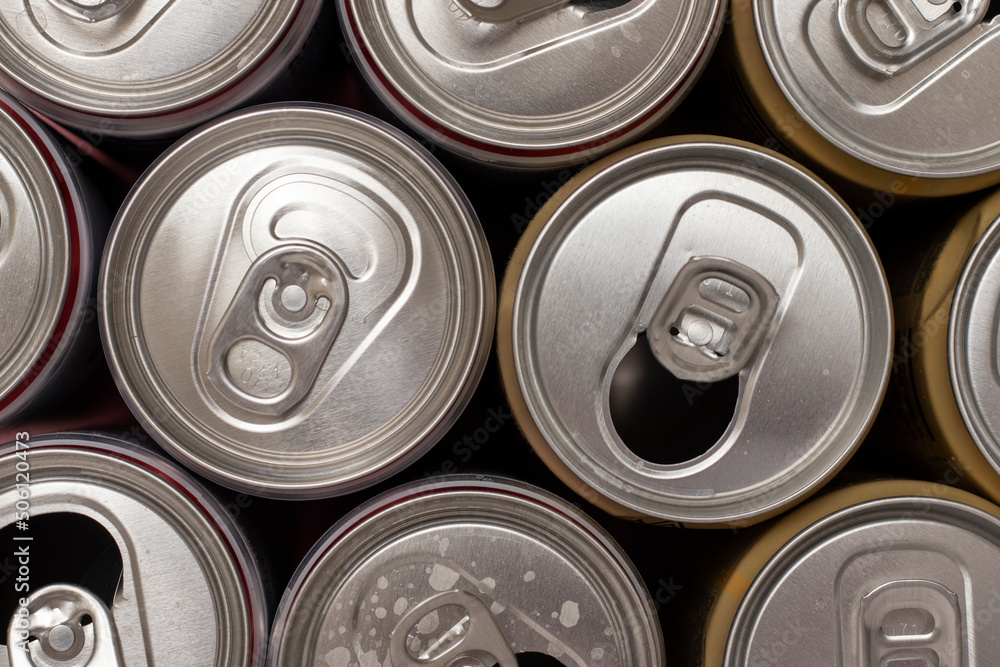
left=338, top=0, right=724, bottom=169
left=0, top=91, right=105, bottom=429
left=726, top=0, right=1000, bottom=197
left=268, top=476, right=664, bottom=666
left=100, top=104, right=495, bottom=498
left=882, top=187, right=1000, bottom=502
left=0, top=431, right=267, bottom=666
left=498, top=136, right=893, bottom=527
left=702, top=479, right=1000, bottom=666
left=0, top=0, right=323, bottom=139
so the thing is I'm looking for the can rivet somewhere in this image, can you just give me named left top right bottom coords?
left=647, top=256, right=779, bottom=383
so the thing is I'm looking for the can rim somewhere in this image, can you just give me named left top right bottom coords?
left=950, top=210, right=1000, bottom=474
left=1, top=431, right=267, bottom=667
left=337, top=0, right=725, bottom=168
left=267, top=475, right=664, bottom=666
left=99, top=103, right=495, bottom=498
left=0, top=0, right=319, bottom=137
left=752, top=0, right=1000, bottom=180
left=504, top=135, right=892, bottom=524
left=0, top=92, right=92, bottom=423
left=723, top=493, right=1000, bottom=665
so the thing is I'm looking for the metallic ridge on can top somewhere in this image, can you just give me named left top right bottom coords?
left=100, top=104, right=495, bottom=499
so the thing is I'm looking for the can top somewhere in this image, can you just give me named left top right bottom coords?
left=508, top=138, right=892, bottom=524
left=269, top=477, right=664, bottom=666
left=100, top=104, right=494, bottom=498
left=951, top=211, right=1000, bottom=473
left=754, top=1, right=1000, bottom=179
left=0, top=433, right=264, bottom=666
left=341, top=0, right=723, bottom=166
left=0, top=0, right=303, bottom=131
left=0, top=94, right=72, bottom=412
left=725, top=495, right=1000, bottom=664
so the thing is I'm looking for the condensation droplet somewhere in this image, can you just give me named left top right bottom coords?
left=480, top=577, right=497, bottom=593
left=592, top=647, right=605, bottom=660
left=324, top=647, right=351, bottom=667
left=523, top=571, right=536, bottom=582
left=416, top=610, right=440, bottom=634
left=376, top=607, right=387, bottom=619
left=394, top=598, right=408, bottom=615
left=491, top=601, right=506, bottom=614
left=548, top=643, right=566, bottom=658
left=378, top=576, right=389, bottom=590
left=429, top=564, right=461, bottom=591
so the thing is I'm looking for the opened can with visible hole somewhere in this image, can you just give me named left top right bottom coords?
left=0, top=432, right=267, bottom=667
left=268, top=476, right=664, bottom=666
left=497, top=136, right=893, bottom=527
left=338, top=0, right=724, bottom=168
left=701, top=479, right=1000, bottom=665
left=0, top=91, right=106, bottom=429
left=100, top=104, right=495, bottom=498
left=0, top=0, right=323, bottom=139
left=726, top=0, right=1000, bottom=197
left=879, top=187, right=1000, bottom=502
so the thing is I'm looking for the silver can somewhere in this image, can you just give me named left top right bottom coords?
left=950, top=209, right=1000, bottom=483
left=100, top=104, right=495, bottom=498
left=0, top=0, right=322, bottom=139
left=743, top=0, right=1000, bottom=194
left=1, top=432, right=267, bottom=666
left=712, top=480, right=1000, bottom=666
left=338, top=0, right=724, bottom=168
left=0, top=91, right=105, bottom=428
left=498, top=136, right=893, bottom=527
left=268, top=476, right=664, bottom=666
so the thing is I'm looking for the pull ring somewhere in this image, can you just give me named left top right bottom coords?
left=389, top=590, right=518, bottom=667
left=7, top=584, right=125, bottom=667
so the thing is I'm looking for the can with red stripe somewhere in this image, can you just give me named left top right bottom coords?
left=0, top=0, right=324, bottom=139
left=0, top=91, right=106, bottom=429
left=0, top=432, right=268, bottom=666
left=269, top=476, right=664, bottom=666
left=338, top=0, right=724, bottom=168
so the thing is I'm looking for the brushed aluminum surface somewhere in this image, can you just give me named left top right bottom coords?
left=0, top=0, right=316, bottom=136
left=339, top=0, right=723, bottom=166
left=0, top=100, right=69, bottom=411
left=0, top=92, right=99, bottom=427
left=950, top=213, right=1000, bottom=478
left=509, top=139, right=892, bottom=524
left=0, top=433, right=264, bottom=667
left=100, top=105, right=495, bottom=498
left=755, top=0, right=1000, bottom=178
left=269, top=478, right=664, bottom=667
left=725, top=496, right=1000, bottom=665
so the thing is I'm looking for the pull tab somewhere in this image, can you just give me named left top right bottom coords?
left=46, top=0, right=136, bottom=22
left=860, top=579, right=962, bottom=666
left=389, top=590, right=518, bottom=667
left=646, top=257, right=778, bottom=384
left=838, top=0, right=990, bottom=74
left=207, top=243, right=348, bottom=417
left=453, top=0, right=568, bottom=23
left=7, top=584, right=125, bottom=667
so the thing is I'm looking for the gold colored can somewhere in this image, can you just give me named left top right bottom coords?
left=881, top=188, right=1000, bottom=502
left=727, top=0, right=1000, bottom=197
left=498, top=135, right=892, bottom=527
left=702, top=479, right=1000, bottom=665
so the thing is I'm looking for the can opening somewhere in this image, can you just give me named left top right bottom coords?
left=985, top=1, right=1000, bottom=20
left=0, top=514, right=122, bottom=645
left=609, top=332, right=739, bottom=465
